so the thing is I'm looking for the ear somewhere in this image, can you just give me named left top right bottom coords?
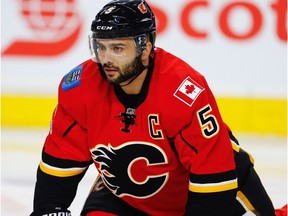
left=141, top=42, right=152, bottom=60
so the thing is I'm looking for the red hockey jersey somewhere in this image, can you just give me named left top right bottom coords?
left=38, top=48, right=237, bottom=215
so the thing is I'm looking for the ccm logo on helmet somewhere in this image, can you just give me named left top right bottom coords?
left=96, top=26, right=113, bottom=30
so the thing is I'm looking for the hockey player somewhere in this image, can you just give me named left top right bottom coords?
left=31, top=0, right=281, bottom=215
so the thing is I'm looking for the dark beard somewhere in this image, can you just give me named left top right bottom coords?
left=105, top=56, right=144, bottom=85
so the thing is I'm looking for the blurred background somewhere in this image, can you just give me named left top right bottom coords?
left=1, top=0, right=287, bottom=215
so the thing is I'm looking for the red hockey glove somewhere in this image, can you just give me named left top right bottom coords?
left=275, top=204, right=287, bottom=216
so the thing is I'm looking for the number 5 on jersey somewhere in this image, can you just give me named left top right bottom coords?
left=197, top=104, right=219, bottom=138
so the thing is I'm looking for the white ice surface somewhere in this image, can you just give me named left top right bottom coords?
left=1, top=129, right=287, bottom=216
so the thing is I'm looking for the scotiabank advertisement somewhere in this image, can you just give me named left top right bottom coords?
left=2, top=0, right=286, bottom=96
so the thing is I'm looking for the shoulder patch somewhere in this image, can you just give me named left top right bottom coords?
left=62, top=65, right=83, bottom=91
left=174, top=76, right=204, bottom=107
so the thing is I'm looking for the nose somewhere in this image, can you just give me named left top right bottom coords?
left=101, top=51, right=114, bottom=65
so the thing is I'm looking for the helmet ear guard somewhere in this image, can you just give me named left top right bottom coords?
left=134, top=34, right=148, bottom=55
left=136, top=31, right=157, bottom=51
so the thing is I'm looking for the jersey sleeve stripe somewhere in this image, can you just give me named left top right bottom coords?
left=39, top=160, right=87, bottom=177
left=236, top=191, right=256, bottom=212
left=189, top=178, right=238, bottom=193
left=231, top=140, right=240, bottom=152
left=231, top=141, right=255, bottom=165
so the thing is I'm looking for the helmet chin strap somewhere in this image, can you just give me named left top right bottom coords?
left=118, top=50, right=156, bottom=87
left=120, top=34, right=155, bottom=87
left=119, top=57, right=152, bottom=87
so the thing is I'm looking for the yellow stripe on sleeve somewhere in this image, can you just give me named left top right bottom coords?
left=231, top=141, right=240, bottom=152
left=232, top=141, right=255, bottom=165
left=189, top=178, right=238, bottom=193
left=39, top=160, right=87, bottom=177
left=236, top=191, right=255, bottom=212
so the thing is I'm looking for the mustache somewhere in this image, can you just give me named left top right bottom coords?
left=103, top=63, right=119, bottom=70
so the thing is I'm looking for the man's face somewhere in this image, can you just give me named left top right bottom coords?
left=96, top=37, right=142, bottom=85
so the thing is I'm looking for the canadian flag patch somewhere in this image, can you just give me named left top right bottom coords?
left=174, top=76, right=204, bottom=107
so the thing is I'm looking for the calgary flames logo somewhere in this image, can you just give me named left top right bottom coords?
left=91, top=142, right=168, bottom=198
left=138, top=2, right=148, bottom=14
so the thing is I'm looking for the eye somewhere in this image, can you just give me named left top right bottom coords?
left=113, top=46, right=124, bottom=53
left=96, top=43, right=106, bottom=52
